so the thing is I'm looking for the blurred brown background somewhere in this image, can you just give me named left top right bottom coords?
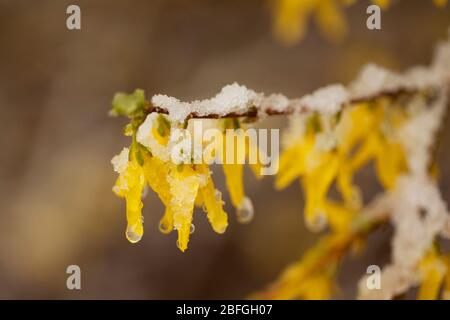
left=0, top=0, right=449, bottom=299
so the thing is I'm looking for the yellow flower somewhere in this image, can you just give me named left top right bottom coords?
left=161, top=162, right=229, bottom=252
left=221, top=119, right=260, bottom=222
left=167, top=164, right=201, bottom=252
left=276, top=100, right=408, bottom=233
left=443, top=256, right=450, bottom=300
left=433, top=0, right=448, bottom=8
left=223, top=163, right=245, bottom=207
left=372, top=0, right=391, bottom=9
left=112, top=149, right=146, bottom=243
left=300, top=274, right=334, bottom=299
left=417, top=248, right=447, bottom=300
left=272, top=0, right=314, bottom=45
left=271, top=0, right=444, bottom=45
left=276, top=133, right=316, bottom=190
left=273, top=0, right=350, bottom=45
left=142, top=155, right=172, bottom=233
left=302, top=151, right=340, bottom=230
left=197, top=169, right=229, bottom=234
left=323, top=201, right=356, bottom=232
left=112, top=113, right=264, bottom=251
left=251, top=232, right=349, bottom=299
left=374, top=138, right=407, bottom=189
left=315, top=0, right=348, bottom=42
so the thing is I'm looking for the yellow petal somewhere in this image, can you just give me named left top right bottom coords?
left=336, top=156, right=362, bottom=209
left=418, top=251, right=447, bottom=300
left=275, top=145, right=303, bottom=189
left=276, top=134, right=315, bottom=190
left=338, top=103, right=373, bottom=154
left=199, top=176, right=228, bottom=234
left=123, top=160, right=145, bottom=243
left=273, top=0, right=313, bottom=45
left=349, top=133, right=378, bottom=172
left=167, top=165, right=200, bottom=252
left=141, top=155, right=176, bottom=234
left=247, top=139, right=264, bottom=180
left=443, top=256, right=450, bottom=300
left=143, top=155, right=171, bottom=205
left=433, top=0, right=448, bottom=7
left=323, top=201, right=356, bottom=232
left=303, top=153, right=339, bottom=230
left=315, top=0, right=348, bottom=42
left=300, top=275, right=333, bottom=300
left=158, top=208, right=174, bottom=234
left=222, top=163, right=244, bottom=208
left=372, top=0, right=390, bottom=9
left=374, top=141, right=406, bottom=190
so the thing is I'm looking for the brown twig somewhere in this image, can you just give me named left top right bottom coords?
left=143, top=88, right=421, bottom=119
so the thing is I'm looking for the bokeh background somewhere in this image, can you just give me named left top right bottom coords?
left=0, top=0, right=449, bottom=299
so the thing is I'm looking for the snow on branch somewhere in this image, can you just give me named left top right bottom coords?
left=147, top=33, right=450, bottom=123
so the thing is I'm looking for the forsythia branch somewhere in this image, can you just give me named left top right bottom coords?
left=143, top=89, right=417, bottom=120
left=250, top=195, right=391, bottom=300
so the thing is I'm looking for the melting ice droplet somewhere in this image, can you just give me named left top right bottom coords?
left=236, top=197, right=254, bottom=224
left=126, top=224, right=143, bottom=243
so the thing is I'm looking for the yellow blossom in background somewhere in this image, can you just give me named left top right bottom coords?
left=271, top=0, right=445, bottom=45
left=262, top=96, right=417, bottom=299
left=434, top=0, right=448, bottom=8
left=372, top=0, right=390, bottom=9
left=276, top=99, right=407, bottom=232
left=443, top=256, right=450, bottom=300
left=417, top=248, right=447, bottom=300
left=251, top=231, right=360, bottom=299
left=272, top=0, right=351, bottom=45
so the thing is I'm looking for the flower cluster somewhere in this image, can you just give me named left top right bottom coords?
left=111, top=94, right=261, bottom=251
left=277, top=98, right=407, bottom=232
left=258, top=90, right=450, bottom=299
left=254, top=30, right=450, bottom=299
left=271, top=0, right=447, bottom=45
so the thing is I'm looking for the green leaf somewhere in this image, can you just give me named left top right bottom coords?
left=135, top=148, right=144, bottom=166
left=307, top=113, right=322, bottom=133
left=157, top=114, right=171, bottom=137
left=110, top=89, right=146, bottom=117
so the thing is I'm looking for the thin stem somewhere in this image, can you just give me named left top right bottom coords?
left=144, top=89, right=417, bottom=119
